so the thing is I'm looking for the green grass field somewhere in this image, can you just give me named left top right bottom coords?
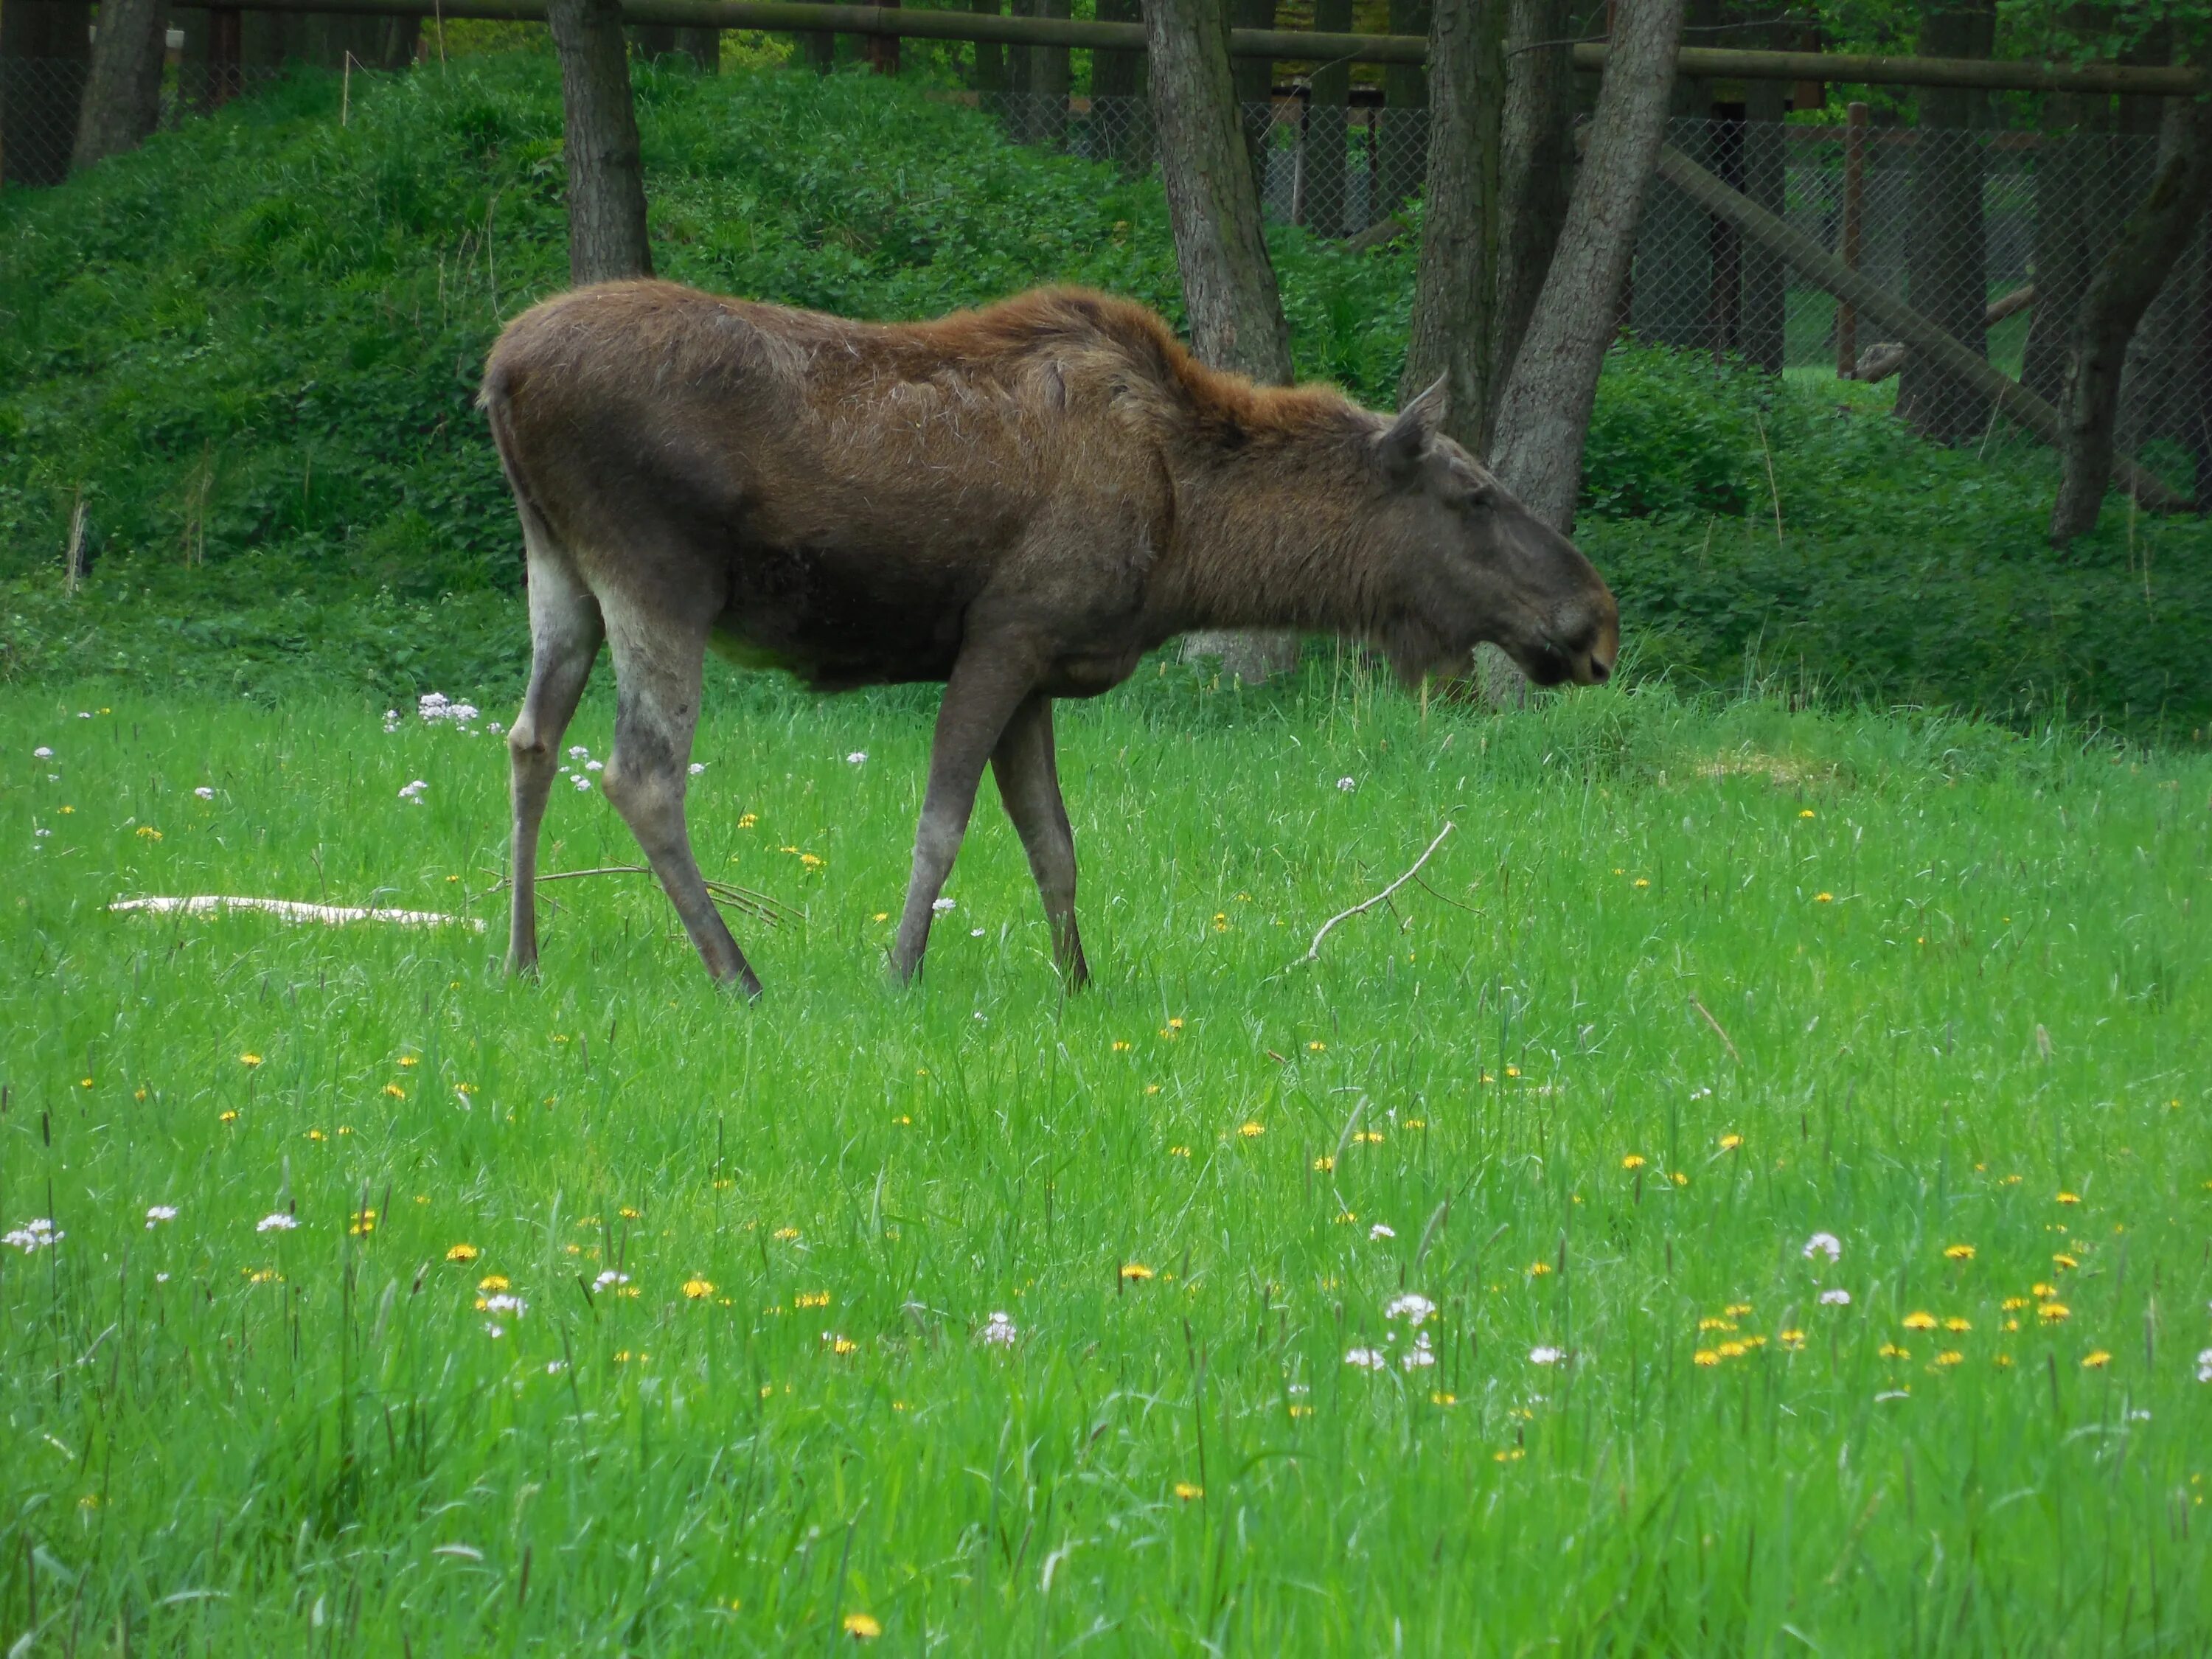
left=4, top=664, right=2209, bottom=1653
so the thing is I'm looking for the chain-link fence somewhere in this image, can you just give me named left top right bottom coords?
left=2, top=57, right=287, bottom=187
left=984, top=90, right=2207, bottom=462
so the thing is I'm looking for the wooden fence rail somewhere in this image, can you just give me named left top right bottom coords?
left=232, top=0, right=2207, bottom=97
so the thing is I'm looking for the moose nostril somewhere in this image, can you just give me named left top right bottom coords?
left=1588, top=655, right=1613, bottom=684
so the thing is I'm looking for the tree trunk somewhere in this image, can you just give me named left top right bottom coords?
left=1489, top=0, right=1683, bottom=533
left=1492, top=0, right=1574, bottom=406
left=1401, top=0, right=1504, bottom=453
left=1026, top=0, right=1069, bottom=145
left=548, top=0, right=654, bottom=286
left=1379, top=0, right=1430, bottom=218
left=1092, top=0, right=1149, bottom=164
left=793, top=1, right=835, bottom=72
left=1, top=0, right=92, bottom=187
left=73, top=0, right=169, bottom=171
left=1148, top=0, right=1299, bottom=681
left=1898, top=0, right=1994, bottom=444
left=970, top=0, right=1003, bottom=95
left=2022, top=87, right=2099, bottom=405
left=2051, top=85, right=2212, bottom=543
left=1306, top=0, right=1352, bottom=237
left=1739, top=69, right=1787, bottom=372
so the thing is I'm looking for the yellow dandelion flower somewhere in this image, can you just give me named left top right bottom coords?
left=773, top=1227, right=800, bottom=1240
left=1505, top=1065, right=1521, bottom=1078
left=872, top=911, right=889, bottom=922
left=136, top=825, right=163, bottom=840
left=1993, top=1352, right=2014, bottom=1368
left=1403, top=1119, right=1426, bottom=1130
left=1494, top=1447, right=1525, bottom=1462
left=218, top=1110, right=238, bottom=1124
left=2081, top=1350, right=2111, bottom=1369
left=2032, top=1282, right=2057, bottom=1299
left=1111, top=1040, right=1132, bottom=1052
left=1944, top=1244, right=1976, bottom=1260
left=240, top=1053, right=262, bottom=1067
left=1169, top=1145, right=1192, bottom=1158
left=1120, top=1262, right=1155, bottom=1281
left=2056, top=1192, right=2080, bottom=1205
left=2002, top=1296, right=2030, bottom=1310
left=1779, top=1329, right=1806, bottom=1349
left=1879, top=1343, right=1910, bottom=1359
left=1289, top=1402, right=1315, bottom=1418
left=1172, top=1482, right=1203, bottom=1502
left=1352, top=1129, right=1385, bottom=1144
left=1621, top=1154, right=1646, bottom=1169
left=348, top=1210, right=376, bottom=1236
left=1528, top=1262, right=1552, bottom=1276
left=1312, top=1155, right=1335, bottom=1172
left=478, top=1274, right=509, bottom=1293
left=1633, top=878, right=1650, bottom=888
left=1936, top=1350, right=1964, bottom=1367
left=1944, top=1317, right=1972, bottom=1332
left=1697, top=1316, right=1736, bottom=1332
left=1902, top=1311, right=1938, bottom=1331
left=1166, top=1018, right=1185, bottom=1031
left=684, top=1278, right=715, bottom=1299
left=1307, top=1040, right=1326, bottom=1052
left=1725, top=1302, right=1753, bottom=1316
left=2039, top=1302, right=2070, bottom=1322
left=1694, top=1349, right=1721, bottom=1367
left=1672, top=1171, right=1689, bottom=1186
left=305, top=1130, right=325, bottom=1142
left=1144, top=1084, right=1161, bottom=1096
left=1719, top=1134, right=1744, bottom=1151
left=840, top=1608, right=880, bottom=1638
left=1798, top=809, right=1815, bottom=818
left=2053, top=1253, right=2079, bottom=1270
left=794, top=1291, right=830, bottom=1309
left=619, top=1206, right=641, bottom=1220
left=827, top=1335, right=858, bottom=1355
left=1238, top=1121, right=1265, bottom=1138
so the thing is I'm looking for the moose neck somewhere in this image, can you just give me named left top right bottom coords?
left=1156, top=404, right=1400, bottom=642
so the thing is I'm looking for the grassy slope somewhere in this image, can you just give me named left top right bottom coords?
left=2, top=56, right=2210, bottom=737
left=2, top=672, right=2209, bottom=1651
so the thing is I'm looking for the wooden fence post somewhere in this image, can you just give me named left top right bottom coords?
left=1836, top=97, right=1865, bottom=378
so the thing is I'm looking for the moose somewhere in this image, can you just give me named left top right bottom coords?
left=481, top=282, right=1618, bottom=997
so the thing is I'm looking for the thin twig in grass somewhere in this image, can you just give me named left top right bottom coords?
left=1754, top=413, right=1784, bottom=549
left=1689, top=995, right=1742, bottom=1065
left=470, top=866, right=797, bottom=928
left=1289, top=821, right=1454, bottom=970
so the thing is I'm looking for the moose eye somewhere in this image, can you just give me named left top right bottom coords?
left=1463, top=486, right=1495, bottom=512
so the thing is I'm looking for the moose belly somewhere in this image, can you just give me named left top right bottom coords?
left=712, top=538, right=975, bottom=691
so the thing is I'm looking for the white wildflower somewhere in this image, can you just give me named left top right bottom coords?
left=487, top=721, right=504, bottom=736
left=397, top=779, right=428, bottom=802
left=193, top=786, right=214, bottom=800
left=1336, top=776, right=1356, bottom=791
left=1401, top=1332, right=1436, bottom=1370
left=1818, top=1288, right=1851, bottom=1307
left=970, top=928, right=985, bottom=938
left=932, top=897, right=956, bottom=914
left=1689, top=1085, right=1714, bottom=1101
left=35, top=828, right=51, bottom=839
left=2196, top=1349, right=2212, bottom=1384
left=1803, top=1231, right=1843, bottom=1262
left=480, top=1293, right=527, bottom=1317
left=4, top=1218, right=63, bottom=1252
left=573, top=776, right=591, bottom=792
left=687, top=762, right=706, bottom=775
left=154, top=1272, right=170, bottom=1284
left=1874, top=1388, right=1910, bottom=1402
left=568, top=745, right=590, bottom=759
left=145, top=1205, right=178, bottom=1228
left=585, top=759, right=602, bottom=772
left=846, top=751, right=868, bottom=765
left=1343, top=1346, right=1389, bottom=1371
left=33, top=746, right=53, bottom=759
left=546, top=1360, right=568, bottom=1374
left=1384, top=1293, right=1435, bottom=1325
left=980, top=1312, right=1018, bottom=1347
left=1528, top=1345, right=1564, bottom=1366
left=592, top=1270, right=630, bottom=1293
left=1369, top=1222, right=1396, bottom=1241
left=484, top=1323, right=507, bottom=1339
left=256, top=1212, right=298, bottom=1233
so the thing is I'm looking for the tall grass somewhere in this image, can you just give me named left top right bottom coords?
left=3, top=667, right=2208, bottom=1651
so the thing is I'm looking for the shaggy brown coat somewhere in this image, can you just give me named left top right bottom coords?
left=483, top=282, right=1616, bottom=994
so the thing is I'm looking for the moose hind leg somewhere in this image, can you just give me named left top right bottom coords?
left=599, top=600, right=762, bottom=997
left=508, top=548, right=604, bottom=976
left=990, top=693, right=1089, bottom=989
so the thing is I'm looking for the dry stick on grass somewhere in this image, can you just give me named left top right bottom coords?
left=1291, top=821, right=1455, bottom=969
left=1688, top=994, right=1742, bottom=1065
left=472, top=865, right=797, bottom=928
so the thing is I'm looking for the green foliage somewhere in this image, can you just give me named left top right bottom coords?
left=3, top=55, right=2208, bottom=742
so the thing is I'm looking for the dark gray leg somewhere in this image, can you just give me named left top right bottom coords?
left=990, top=692, right=1089, bottom=989
left=507, top=543, right=603, bottom=976
left=891, top=642, right=1042, bottom=984
left=598, top=595, right=762, bottom=997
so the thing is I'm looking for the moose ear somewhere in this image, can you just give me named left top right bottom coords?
left=1375, top=376, right=1447, bottom=480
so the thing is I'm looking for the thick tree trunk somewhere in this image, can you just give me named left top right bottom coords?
left=73, top=0, right=170, bottom=171
left=1, top=0, right=92, bottom=187
left=1306, top=0, right=1353, bottom=237
left=1489, top=0, right=1683, bottom=533
left=793, top=1, right=835, bottom=72
left=1898, top=0, right=1994, bottom=443
left=1492, top=0, right=1574, bottom=407
left=1148, top=0, right=1298, bottom=681
left=1401, top=0, right=1504, bottom=452
left=1024, top=0, right=1070, bottom=145
left=2051, top=86, right=2212, bottom=543
left=1739, top=70, right=1787, bottom=372
left=1006, top=0, right=1032, bottom=101
left=2022, top=87, right=2099, bottom=406
left=970, top=0, right=1004, bottom=94
left=1379, top=0, right=1430, bottom=217
left=548, top=0, right=654, bottom=286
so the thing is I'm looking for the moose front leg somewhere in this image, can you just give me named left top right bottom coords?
left=990, top=692, right=1089, bottom=989
left=891, top=642, right=1043, bottom=984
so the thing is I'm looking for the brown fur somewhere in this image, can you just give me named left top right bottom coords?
left=481, top=281, right=1617, bottom=994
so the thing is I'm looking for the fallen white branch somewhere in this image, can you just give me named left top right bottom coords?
left=109, top=895, right=485, bottom=933
left=1290, top=821, right=1455, bottom=970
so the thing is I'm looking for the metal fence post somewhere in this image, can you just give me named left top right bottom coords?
left=1836, top=98, right=1866, bottom=378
